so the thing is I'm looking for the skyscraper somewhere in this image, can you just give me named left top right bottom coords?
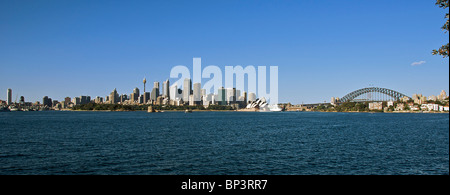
left=131, top=87, right=140, bottom=102
left=218, top=87, right=226, bottom=105
left=151, top=81, right=160, bottom=101
left=7, top=88, right=12, bottom=105
left=163, top=79, right=170, bottom=99
left=169, top=84, right=179, bottom=101
left=248, top=92, right=256, bottom=103
left=183, top=78, right=192, bottom=102
left=43, top=96, right=52, bottom=107
left=110, top=88, right=119, bottom=104
left=193, top=83, right=201, bottom=102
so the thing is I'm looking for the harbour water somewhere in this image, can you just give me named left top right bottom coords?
left=0, top=111, right=448, bottom=175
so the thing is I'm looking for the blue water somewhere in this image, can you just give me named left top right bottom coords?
left=0, top=111, right=448, bottom=175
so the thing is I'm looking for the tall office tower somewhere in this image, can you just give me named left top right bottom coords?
left=144, top=92, right=150, bottom=103
left=110, top=88, right=119, bottom=104
left=7, top=88, right=12, bottom=105
left=331, top=97, right=336, bottom=105
left=226, top=88, right=236, bottom=104
left=438, top=90, right=448, bottom=100
left=64, top=97, right=71, bottom=107
left=243, top=91, right=247, bottom=104
left=163, top=79, right=170, bottom=99
left=236, top=90, right=241, bottom=100
left=218, top=87, right=226, bottom=105
left=80, top=96, right=88, bottom=105
left=169, top=84, right=178, bottom=101
left=189, top=94, right=195, bottom=106
left=248, top=92, right=256, bottom=102
left=131, top=87, right=140, bottom=102
left=151, top=81, right=160, bottom=101
left=201, top=89, right=206, bottom=98
left=193, top=83, right=201, bottom=102
left=43, top=96, right=52, bottom=107
left=183, top=78, right=192, bottom=102
left=120, top=94, right=128, bottom=103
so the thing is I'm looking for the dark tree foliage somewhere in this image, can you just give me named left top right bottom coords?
left=432, top=0, right=449, bottom=58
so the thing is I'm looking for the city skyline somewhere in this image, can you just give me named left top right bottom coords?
left=0, top=0, right=449, bottom=103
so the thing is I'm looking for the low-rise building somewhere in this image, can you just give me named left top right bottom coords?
left=369, top=102, right=383, bottom=110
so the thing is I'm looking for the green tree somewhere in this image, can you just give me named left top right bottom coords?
left=432, top=0, right=449, bottom=58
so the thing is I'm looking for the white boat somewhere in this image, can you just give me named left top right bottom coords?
left=268, top=104, right=282, bottom=112
left=9, top=105, right=19, bottom=111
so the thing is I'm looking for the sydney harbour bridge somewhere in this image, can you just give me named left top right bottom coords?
left=337, top=87, right=410, bottom=103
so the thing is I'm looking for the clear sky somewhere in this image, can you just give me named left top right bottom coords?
left=0, top=0, right=448, bottom=104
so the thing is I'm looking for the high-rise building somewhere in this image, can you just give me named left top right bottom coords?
left=248, top=92, right=256, bottom=103
left=218, top=87, right=226, bottom=105
left=151, top=82, right=160, bottom=101
left=7, top=88, right=12, bottom=105
left=163, top=79, right=170, bottom=99
left=43, top=96, right=52, bottom=107
left=131, top=87, right=140, bottom=102
left=226, top=88, right=236, bottom=104
left=144, top=92, right=150, bottom=103
left=438, top=90, right=448, bottom=100
left=109, top=88, right=119, bottom=104
left=193, top=83, right=201, bottom=102
left=169, top=84, right=179, bottom=101
left=183, top=78, right=192, bottom=102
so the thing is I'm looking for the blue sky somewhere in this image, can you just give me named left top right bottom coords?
left=0, top=0, right=448, bottom=104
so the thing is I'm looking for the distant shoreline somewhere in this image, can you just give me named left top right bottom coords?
left=60, top=109, right=449, bottom=113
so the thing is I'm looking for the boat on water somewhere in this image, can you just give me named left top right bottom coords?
left=185, top=109, right=192, bottom=113
left=8, top=105, right=19, bottom=111
left=268, top=104, right=282, bottom=112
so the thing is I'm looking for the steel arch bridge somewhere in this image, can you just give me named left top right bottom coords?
left=340, top=87, right=410, bottom=102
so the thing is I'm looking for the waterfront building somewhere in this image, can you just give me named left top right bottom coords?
left=7, top=88, right=12, bottom=105
left=331, top=97, right=336, bottom=105
left=156, top=96, right=163, bottom=105
left=64, top=97, right=71, bottom=107
left=395, top=103, right=405, bottom=111
left=189, top=94, right=195, bottom=106
left=369, top=102, right=382, bottom=110
left=201, top=89, right=206, bottom=98
left=400, top=96, right=410, bottom=102
left=203, top=94, right=213, bottom=106
left=438, top=90, right=448, bottom=100
left=193, top=83, right=201, bottom=102
left=248, top=92, right=256, bottom=103
left=131, top=87, right=140, bottom=102
left=226, top=88, right=236, bottom=105
left=109, top=88, right=119, bottom=104
left=183, top=78, right=192, bottom=102
left=80, top=96, right=88, bottom=105
left=169, top=84, right=180, bottom=101
left=120, top=94, right=128, bottom=103
left=151, top=82, right=159, bottom=101
left=43, top=96, right=52, bottom=107
left=218, top=87, right=226, bottom=105
left=143, top=92, right=150, bottom=104
left=163, top=79, right=170, bottom=99
left=387, top=100, right=394, bottom=107
left=72, top=97, right=81, bottom=105
left=94, top=96, right=103, bottom=104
